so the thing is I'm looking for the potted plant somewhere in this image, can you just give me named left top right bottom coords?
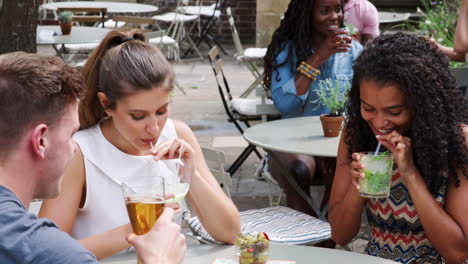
left=314, top=78, right=350, bottom=137
left=58, top=11, right=73, bottom=35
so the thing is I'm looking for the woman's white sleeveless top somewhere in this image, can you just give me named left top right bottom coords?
left=72, top=119, right=186, bottom=240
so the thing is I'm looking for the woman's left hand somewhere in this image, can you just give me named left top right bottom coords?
left=376, top=131, right=418, bottom=179
left=151, top=138, right=196, bottom=176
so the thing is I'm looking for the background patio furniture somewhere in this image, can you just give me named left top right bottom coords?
left=450, top=66, right=468, bottom=100
left=208, top=46, right=279, bottom=176
left=180, top=0, right=227, bottom=58
left=57, top=7, right=108, bottom=28
left=152, top=0, right=204, bottom=61
left=226, top=7, right=266, bottom=98
left=112, top=16, right=181, bottom=61
left=184, top=146, right=331, bottom=246
left=36, top=25, right=110, bottom=64
left=243, top=116, right=341, bottom=220
left=41, top=1, right=158, bottom=14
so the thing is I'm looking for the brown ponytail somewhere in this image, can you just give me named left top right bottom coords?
left=79, top=29, right=174, bottom=129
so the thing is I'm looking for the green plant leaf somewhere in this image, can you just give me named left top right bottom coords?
left=312, top=78, right=350, bottom=115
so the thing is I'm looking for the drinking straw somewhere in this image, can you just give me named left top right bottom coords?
left=373, top=142, right=382, bottom=156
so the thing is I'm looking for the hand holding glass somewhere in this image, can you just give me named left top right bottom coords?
left=121, top=176, right=166, bottom=264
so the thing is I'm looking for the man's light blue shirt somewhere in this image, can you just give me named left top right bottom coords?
left=271, top=41, right=363, bottom=119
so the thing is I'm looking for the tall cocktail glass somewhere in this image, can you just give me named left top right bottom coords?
left=358, top=152, right=393, bottom=198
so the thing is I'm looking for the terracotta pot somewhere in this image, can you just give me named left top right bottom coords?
left=60, top=23, right=72, bottom=35
left=319, top=114, right=344, bottom=137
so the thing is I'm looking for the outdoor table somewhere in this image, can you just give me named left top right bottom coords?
left=378, top=11, right=411, bottom=24
left=243, top=116, right=339, bottom=157
left=102, top=243, right=398, bottom=263
left=243, top=116, right=340, bottom=218
left=37, top=25, right=111, bottom=59
left=41, top=1, right=158, bottom=14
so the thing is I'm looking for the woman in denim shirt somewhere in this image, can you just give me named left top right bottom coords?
left=262, top=0, right=362, bottom=219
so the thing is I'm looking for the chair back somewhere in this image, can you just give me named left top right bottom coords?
left=207, top=46, right=236, bottom=117
left=450, top=66, right=468, bottom=100
left=201, top=147, right=232, bottom=198
left=255, top=86, right=281, bottom=122
left=143, top=30, right=167, bottom=40
left=226, top=7, right=244, bottom=56
left=112, top=15, right=157, bottom=30
left=57, top=7, right=108, bottom=28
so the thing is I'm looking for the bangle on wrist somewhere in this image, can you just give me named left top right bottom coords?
left=296, top=61, right=321, bottom=81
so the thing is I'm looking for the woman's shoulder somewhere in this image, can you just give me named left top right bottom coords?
left=172, top=119, right=194, bottom=139
left=275, top=41, right=295, bottom=63
left=74, top=124, right=101, bottom=144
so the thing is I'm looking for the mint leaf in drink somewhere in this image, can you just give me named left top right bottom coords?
left=365, top=170, right=391, bottom=193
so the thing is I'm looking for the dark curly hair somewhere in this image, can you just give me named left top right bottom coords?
left=263, top=0, right=344, bottom=92
left=345, top=32, right=468, bottom=195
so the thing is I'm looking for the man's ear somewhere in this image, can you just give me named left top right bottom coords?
left=31, top=124, right=48, bottom=159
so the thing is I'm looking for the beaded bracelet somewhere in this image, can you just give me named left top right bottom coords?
left=296, top=61, right=321, bottom=81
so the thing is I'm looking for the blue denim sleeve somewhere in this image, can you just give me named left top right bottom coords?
left=270, top=45, right=309, bottom=115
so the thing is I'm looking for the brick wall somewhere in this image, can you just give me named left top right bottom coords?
left=144, top=0, right=257, bottom=44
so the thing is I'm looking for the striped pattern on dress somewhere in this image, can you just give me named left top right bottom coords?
left=364, top=170, right=447, bottom=263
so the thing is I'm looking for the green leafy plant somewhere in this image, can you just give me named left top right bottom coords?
left=58, top=11, right=73, bottom=24
left=404, top=0, right=465, bottom=67
left=313, top=78, right=350, bottom=117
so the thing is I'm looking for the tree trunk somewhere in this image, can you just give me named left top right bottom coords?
left=0, top=0, right=39, bottom=54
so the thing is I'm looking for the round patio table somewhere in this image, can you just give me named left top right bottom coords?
left=37, top=25, right=110, bottom=45
left=41, top=1, right=158, bottom=14
left=243, top=116, right=341, bottom=218
left=102, top=243, right=399, bottom=263
left=243, top=116, right=340, bottom=157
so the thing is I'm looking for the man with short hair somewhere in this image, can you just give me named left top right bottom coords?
left=0, top=52, right=185, bottom=264
left=344, top=0, right=380, bottom=45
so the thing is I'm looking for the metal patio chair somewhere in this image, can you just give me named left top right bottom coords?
left=207, top=46, right=279, bottom=176
left=184, top=146, right=331, bottom=245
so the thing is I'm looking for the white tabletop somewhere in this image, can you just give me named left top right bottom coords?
left=41, top=1, right=158, bottom=13
left=102, top=244, right=398, bottom=263
left=36, top=25, right=110, bottom=45
left=243, top=116, right=340, bottom=157
left=378, top=11, right=411, bottom=24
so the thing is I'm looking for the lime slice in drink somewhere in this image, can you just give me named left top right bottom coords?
left=164, top=183, right=189, bottom=203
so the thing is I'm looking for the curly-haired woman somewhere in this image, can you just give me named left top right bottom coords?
left=329, top=32, right=468, bottom=263
left=262, top=0, right=362, bottom=216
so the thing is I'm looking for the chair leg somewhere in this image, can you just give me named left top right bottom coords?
left=227, top=144, right=261, bottom=176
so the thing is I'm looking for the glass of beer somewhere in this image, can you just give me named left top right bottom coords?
left=121, top=176, right=166, bottom=264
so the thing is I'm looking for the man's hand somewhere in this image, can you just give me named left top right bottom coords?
left=127, top=208, right=186, bottom=264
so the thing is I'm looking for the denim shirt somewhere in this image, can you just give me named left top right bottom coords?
left=271, top=40, right=363, bottom=119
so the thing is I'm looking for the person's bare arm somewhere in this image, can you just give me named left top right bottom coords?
left=171, top=120, right=240, bottom=244
left=454, top=0, right=468, bottom=53
left=328, top=130, right=367, bottom=246
left=436, top=42, right=466, bottom=62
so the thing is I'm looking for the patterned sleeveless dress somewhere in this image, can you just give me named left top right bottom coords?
left=364, top=170, right=448, bottom=263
